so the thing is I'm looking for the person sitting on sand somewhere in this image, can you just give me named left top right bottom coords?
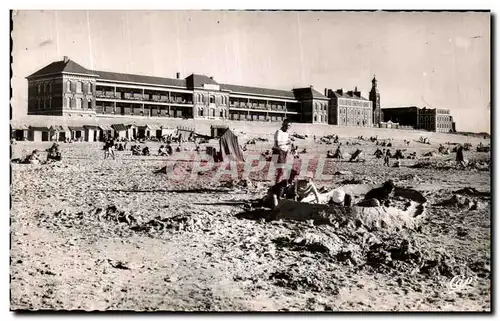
left=358, top=180, right=396, bottom=207
left=26, top=149, right=42, bottom=165
left=266, top=170, right=320, bottom=208
left=142, top=146, right=150, bottom=156
left=166, top=143, right=173, bottom=156
left=131, top=145, right=141, bottom=156
left=158, top=145, right=168, bottom=156
left=175, top=145, right=182, bottom=153
left=374, top=148, right=383, bottom=159
left=46, top=143, right=62, bottom=162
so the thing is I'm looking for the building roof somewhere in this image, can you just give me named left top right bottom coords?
left=27, top=59, right=95, bottom=79
left=331, top=91, right=369, bottom=101
left=220, top=84, right=295, bottom=99
left=186, top=74, right=219, bottom=88
left=293, top=87, right=329, bottom=100
left=94, top=70, right=187, bottom=88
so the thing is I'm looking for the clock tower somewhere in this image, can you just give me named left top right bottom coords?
left=369, top=75, right=383, bottom=125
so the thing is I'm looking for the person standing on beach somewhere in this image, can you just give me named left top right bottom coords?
left=273, top=119, right=291, bottom=184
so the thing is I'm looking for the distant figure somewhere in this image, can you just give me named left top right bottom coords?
left=374, top=148, right=383, bottom=159
left=456, top=145, right=466, bottom=168
left=142, top=146, right=150, bottom=156
left=104, top=138, right=116, bottom=160
left=273, top=119, right=291, bottom=184
left=384, top=150, right=391, bottom=167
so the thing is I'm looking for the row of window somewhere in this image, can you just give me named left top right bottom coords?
left=36, top=98, right=52, bottom=109
left=339, top=108, right=371, bottom=117
left=313, top=114, right=328, bottom=123
left=338, top=99, right=371, bottom=108
left=437, top=115, right=452, bottom=122
left=34, top=80, right=94, bottom=95
left=195, top=94, right=229, bottom=105
left=66, top=80, right=93, bottom=94
left=65, top=97, right=93, bottom=109
left=36, top=82, right=52, bottom=94
left=314, top=102, right=328, bottom=112
left=338, top=118, right=369, bottom=126
left=197, top=108, right=227, bottom=118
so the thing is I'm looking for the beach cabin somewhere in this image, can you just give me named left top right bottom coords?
left=49, top=125, right=70, bottom=142
left=84, top=125, right=100, bottom=142
left=28, top=125, right=51, bottom=142
left=10, top=122, right=29, bottom=141
left=98, top=124, right=114, bottom=141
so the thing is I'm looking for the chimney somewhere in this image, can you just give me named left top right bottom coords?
left=337, top=88, right=343, bottom=95
left=210, top=76, right=213, bottom=80
left=176, top=72, right=180, bottom=79
left=324, top=88, right=328, bottom=96
left=63, top=56, right=69, bottom=63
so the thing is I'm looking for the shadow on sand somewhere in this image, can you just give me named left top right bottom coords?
left=96, top=188, right=230, bottom=194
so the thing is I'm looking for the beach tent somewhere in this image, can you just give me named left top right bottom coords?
left=219, top=128, right=245, bottom=162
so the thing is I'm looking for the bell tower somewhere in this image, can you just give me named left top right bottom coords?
left=369, top=75, right=382, bottom=125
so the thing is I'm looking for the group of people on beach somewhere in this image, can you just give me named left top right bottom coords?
left=263, top=119, right=479, bottom=209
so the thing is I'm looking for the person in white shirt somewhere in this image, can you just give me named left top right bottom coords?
left=273, top=119, right=291, bottom=184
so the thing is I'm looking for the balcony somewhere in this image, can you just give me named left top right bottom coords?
left=97, top=91, right=193, bottom=106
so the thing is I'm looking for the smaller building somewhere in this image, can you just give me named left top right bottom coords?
left=379, top=120, right=400, bottom=129
left=382, top=106, right=454, bottom=132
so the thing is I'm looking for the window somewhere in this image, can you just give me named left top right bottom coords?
left=210, top=96, right=215, bottom=104
left=314, top=115, right=317, bottom=122
left=37, top=83, right=41, bottom=94
left=88, top=83, right=92, bottom=94
left=220, top=110, right=224, bottom=117
left=66, top=97, right=71, bottom=108
left=37, top=99, right=40, bottom=109
left=43, top=98, right=46, bottom=109
left=48, top=82, right=52, bottom=93
left=66, top=81, right=71, bottom=92
left=49, top=97, right=52, bottom=108
left=43, top=82, right=47, bottom=93
left=87, top=97, right=92, bottom=109
left=199, top=108, right=204, bottom=117
left=76, top=81, right=83, bottom=93
left=76, top=98, right=82, bottom=109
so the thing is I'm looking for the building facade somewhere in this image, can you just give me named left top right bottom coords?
left=292, top=87, right=330, bottom=124
left=327, top=88, right=372, bottom=127
left=382, top=106, right=454, bottom=132
left=27, top=57, right=336, bottom=124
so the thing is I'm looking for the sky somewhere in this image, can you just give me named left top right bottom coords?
left=11, top=10, right=491, bottom=133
